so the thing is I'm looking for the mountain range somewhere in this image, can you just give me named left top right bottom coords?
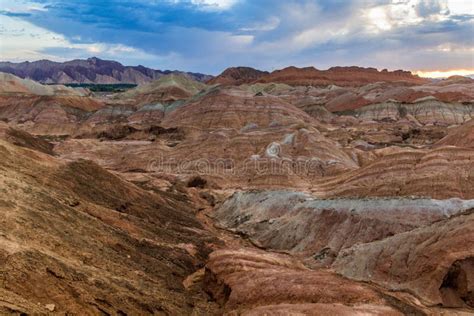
left=0, top=57, right=435, bottom=87
left=0, top=57, right=213, bottom=85
left=209, top=65, right=430, bottom=87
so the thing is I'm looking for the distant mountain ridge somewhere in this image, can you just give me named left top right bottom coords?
left=0, top=57, right=213, bottom=85
left=209, top=65, right=430, bottom=87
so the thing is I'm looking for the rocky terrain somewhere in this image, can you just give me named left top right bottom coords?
left=207, top=67, right=269, bottom=86
left=0, top=125, right=220, bottom=314
left=0, top=58, right=212, bottom=84
left=0, top=67, right=473, bottom=315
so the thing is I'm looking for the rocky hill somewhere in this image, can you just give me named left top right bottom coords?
left=113, top=74, right=208, bottom=105
left=0, top=57, right=212, bottom=84
left=211, top=65, right=430, bottom=87
left=257, top=66, right=430, bottom=86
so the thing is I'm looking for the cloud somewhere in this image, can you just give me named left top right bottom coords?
left=0, top=0, right=48, bottom=13
left=239, top=17, right=280, bottom=32
left=0, top=14, right=160, bottom=65
left=447, top=0, right=474, bottom=15
left=0, top=0, right=472, bottom=74
left=189, top=0, right=239, bottom=10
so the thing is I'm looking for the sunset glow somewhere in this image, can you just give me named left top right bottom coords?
left=415, top=69, right=474, bottom=79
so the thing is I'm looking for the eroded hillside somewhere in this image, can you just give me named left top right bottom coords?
left=1, top=70, right=473, bottom=314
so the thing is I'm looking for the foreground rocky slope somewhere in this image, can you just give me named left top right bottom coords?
left=0, top=128, right=219, bottom=314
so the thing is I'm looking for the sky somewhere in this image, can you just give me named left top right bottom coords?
left=0, top=0, right=473, bottom=76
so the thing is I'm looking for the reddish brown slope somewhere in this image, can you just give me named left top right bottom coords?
left=257, top=66, right=429, bottom=87
left=0, top=57, right=212, bottom=84
left=161, top=87, right=314, bottom=129
left=437, top=119, right=474, bottom=148
left=0, top=133, right=219, bottom=314
left=207, top=67, right=269, bottom=85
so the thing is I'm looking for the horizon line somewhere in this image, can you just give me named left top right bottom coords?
left=1, top=56, right=473, bottom=79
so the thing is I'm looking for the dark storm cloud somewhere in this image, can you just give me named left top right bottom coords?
left=1, top=0, right=473, bottom=73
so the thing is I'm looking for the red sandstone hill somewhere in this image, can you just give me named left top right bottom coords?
left=211, top=65, right=429, bottom=87
left=207, top=66, right=269, bottom=85
left=258, top=66, right=430, bottom=86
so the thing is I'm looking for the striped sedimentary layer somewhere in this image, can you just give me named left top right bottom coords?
left=333, top=209, right=474, bottom=308
left=204, top=248, right=409, bottom=315
left=349, top=98, right=473, bottom=125
left=213, top=190, right=474, bottom=258
left=213, top=190, right=474, bottom=309
left=313, top=146, right=474, bottom=199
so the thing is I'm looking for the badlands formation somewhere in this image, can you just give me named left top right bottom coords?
left=0, top=66, right=473, bottom=315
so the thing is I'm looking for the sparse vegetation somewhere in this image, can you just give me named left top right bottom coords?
left=61, top=83, right=137, bottom=92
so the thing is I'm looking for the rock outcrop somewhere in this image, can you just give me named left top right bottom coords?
left=437, top=119, right=474, bottom=148
left=351, top=98, right=473, bottom=125
left=313, top=146, right=474, bottom=199
left=204, top=248, right=412, bottom=315
left=333, top=209, right=474, bottom=308
left=207, top=67, right=269, bottom=85
left=213, top=191, right=474, bottom=260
